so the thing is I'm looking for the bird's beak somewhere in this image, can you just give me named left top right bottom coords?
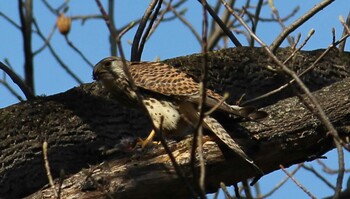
left=92, top=69, right=99, bottom=81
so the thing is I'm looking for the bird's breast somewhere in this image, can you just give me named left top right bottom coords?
left=142, top=98, right=181, bottom=131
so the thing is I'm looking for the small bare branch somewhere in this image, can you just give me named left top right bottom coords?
left=339, top=13, right=350, bottom=53
left=0, top=12, right=21, bottom=29
left=280, top=164, right=317, bottom=199
left=131, top=0, right=159, bottom=61
left=302, top=164, right=336, bottom=190
left=33, top=24, right=56, bottom=55
left=0, top=61, right=34, bottom=100
left=42, top=141, right=58, bottom=198
left=270, top=0, right=335, bottom=52
left=64, top=36, right=94, bottom=68
left=136, top=0, right=163, bottom=60
left=268, top=0, right=294, bottom=46
left=32, top=19, right=83, bottom=84
left=198, top=0, right=242, bottom=47
left=167, top=3, right=201, bottom=44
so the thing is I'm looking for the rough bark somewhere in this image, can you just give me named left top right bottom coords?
left=0, top=47, right=349, bottom=198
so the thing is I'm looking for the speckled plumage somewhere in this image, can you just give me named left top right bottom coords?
left=93, top=56, right=265, bottom=174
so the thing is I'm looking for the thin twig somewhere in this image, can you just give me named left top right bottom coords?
left=147, top=0, right=171, bottom=40
left=317, top=159, right=350, bottom=174
left=242, top=180, right=253, bottom=199
left=0, top=79, right=24, bottom=101
left=42, top=0, right=69, bottom=15
left=167, top=3, right=201, bottom=43
left=190, top=1, right=209, bottom=197
left=249, top=0, right=264, bottom=47
left=205, top=93, right=229, bottom=116
left=220, top=182, right=234, bottom=199
left=71, top=14, right=103, bottom=24
left=223, top=2, right=345, bottom=197
left=0, top=61, right=35, bottom=100
left=137, top=0, right=163, bottom=61
left=338, top=12, right=350, bottom=53
left=280, top=164, right=317, bottom=199
left=254, top=181, right=262, bottom=198
left=242, top=31, right=348, bottom=107
left=0, top=12, right=21, bottom=29
left=43, top=141, right=59, bottom=198
left=224, top=0, right=342, bottom=143
left=198, top=0, right=242, bottom=47
left=131, top=0, right=159, bottom=61
left=270, top=0, right=335, bottom=52
left=32, top=19, right=83, bottom=84
left=291, top=33, right=302, bottom=49
left=333, top=146, right=345, bottom=199
left=117, top=22, right=136, bottom=40
left=302, top=164, right=336, bottom=190
left=207, top=0, right=234, bottom=50
left=64, top=36, right=94, bottom=68
left=157, top=116, right=199, bottom=198
left=268, top=0, right=294, bottom=46
left=245, top=5, right=300, bottom=23
left=257, top=164, right=302, bottom=199
left=33, top=24, right=56, bottom=55
left=241, top=29, right=316, bottom=106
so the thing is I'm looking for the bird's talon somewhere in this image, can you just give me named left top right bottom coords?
left=136, top=130, right=157, bottom=148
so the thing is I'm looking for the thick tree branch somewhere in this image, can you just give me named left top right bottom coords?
left=26, top=76, right=350, bottom=199
left=0, top=47, right=349, bottom=198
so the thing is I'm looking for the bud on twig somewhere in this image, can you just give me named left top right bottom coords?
left=56, top=14, right=71, bottom=35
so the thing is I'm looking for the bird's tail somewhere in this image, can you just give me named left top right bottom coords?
left=203, top=116, right=264, bottom=176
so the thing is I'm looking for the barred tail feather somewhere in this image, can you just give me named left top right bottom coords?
left=203, top=116, right=264, bottom=175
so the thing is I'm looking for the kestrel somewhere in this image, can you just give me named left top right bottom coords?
left=93, top=56, right=267, bottom=175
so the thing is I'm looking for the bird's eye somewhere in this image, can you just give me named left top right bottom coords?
left=104, top=61, right=111, bottom=67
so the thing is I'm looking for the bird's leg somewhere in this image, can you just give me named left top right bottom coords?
left=136, top=129, right=159, bottom=148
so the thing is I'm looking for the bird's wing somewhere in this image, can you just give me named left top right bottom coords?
left=129, top=62, right=202, bottom=96
left=128, top=62, right=240, bottom=111
left=128, top=61, right=267, bottom=119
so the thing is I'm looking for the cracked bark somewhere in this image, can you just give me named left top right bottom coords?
left=0, top=47, right=349, bottom=198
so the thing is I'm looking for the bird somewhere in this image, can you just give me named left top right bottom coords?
left=92, top=56, right=267, bottom=175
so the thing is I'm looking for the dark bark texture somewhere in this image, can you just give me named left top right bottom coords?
left=0, top=47, right=349, bottom=198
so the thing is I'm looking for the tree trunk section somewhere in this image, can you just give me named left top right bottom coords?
left=0, top=47, right=349, bottom=198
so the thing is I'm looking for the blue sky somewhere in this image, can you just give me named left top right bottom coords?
left=0, top=1, right=349, bottom=198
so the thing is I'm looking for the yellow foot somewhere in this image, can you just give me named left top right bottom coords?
left=136, top=129, right=158, bottom=148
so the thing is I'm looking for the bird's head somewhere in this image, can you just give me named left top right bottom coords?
left=92, top=56, right=129, bottom=81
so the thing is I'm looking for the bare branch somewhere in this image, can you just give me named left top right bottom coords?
left=302, top=164, right=336, bottom=190
left=268, top=0, right=294, bottom=46
left=258, top=164, right=302, bottom=199
left=198, top=0, right=242, bottom=47
left=0, top=12, right=21, bottom=29
left=131, top=0, right=159, bottom=61
left=167, top=3, right=201, bottom=44
left=221, top=3, right=345, bottom=197
left=249, top=0, right=264, bottom=47
left=136, top=0, right=163, bottom=60
left=0, top=61, right=35, bottom=100
left=108, top=0, right=117, bottom=56
left=339, top=13, right=350, bottom=53
left=64, top=36, right=94, bottom=68
left=42, top=141, right=58, bottom=198
left=32, top=19, right=83, bottom=84
left=270, top=0, right=335, bottom=52
left=19, top=0, right=35, bottom=93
